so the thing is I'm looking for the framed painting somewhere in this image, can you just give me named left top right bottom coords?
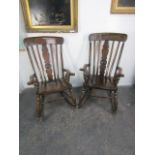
left=20, top=0, right=78, bottom=32
left=111, top=0, right=135, bottom=14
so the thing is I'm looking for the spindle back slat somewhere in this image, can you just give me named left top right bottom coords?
left=108, top=41, right=120, bottom=77
left=36, top=45, right=46, bottom=82
left=49, top=44, right=56, bottom=80
left=105, top=41, right=114, bottom=77
left=55, top=45, right=59, bottom=79
left=88, top=33, right=127, bottom=80
left=60, top=45, right=64, bottom=78
left=24, top=37, right=64, bottom=83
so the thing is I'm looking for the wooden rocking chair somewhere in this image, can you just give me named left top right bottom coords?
left=24, top=36, right=76, bottom=118
left=79, top=33, right=127, bottom=112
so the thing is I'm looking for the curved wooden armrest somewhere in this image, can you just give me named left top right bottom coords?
left=27, top=74, right=38, bottom=85
left=115, top=67, right=124, bottom=78
left=63, top=69, right=75, bottom=76
left=80, top=64, right=90, bottom=72
left=63, top=69, right=75, bottom=82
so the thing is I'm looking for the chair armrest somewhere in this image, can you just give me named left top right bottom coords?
left=114, top=67, right=124, bottom=78
left=63, top=69, right=75, bottom=76
left=80, top=64, right=90, bottom=72
left=63, top=69, right=75, bottom=82
left=27, top=74, right=38, bottom=85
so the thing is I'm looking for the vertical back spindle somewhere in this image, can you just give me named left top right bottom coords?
left=60, top=44, right=64, bottom=78
left=36, top=45, right=46, bottom=82
left=30, top=45, right=44, bottom=82
left=108, top=41, right=120, bottom=77
left=55, top=45, right=59, bottom=79
left=50, top=44, right=56, bottom=80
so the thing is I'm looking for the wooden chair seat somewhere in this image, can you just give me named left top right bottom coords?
left=87, top=75, right=117, bottom=90
left=38, top=79, right=70, bottom=94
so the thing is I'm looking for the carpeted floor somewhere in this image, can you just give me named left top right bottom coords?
left=19, top=87, right=135, bottom=155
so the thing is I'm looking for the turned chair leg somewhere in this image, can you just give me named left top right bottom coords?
left=78, top=87, right=91, bottom=108
left=62, top=88, right=76, bottom=107
left=36, top=94, right=44, bottom=118
left=111, top=90, right=118, bottom=113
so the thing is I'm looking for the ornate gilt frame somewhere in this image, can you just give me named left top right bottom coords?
left=111, top=0, right=135, bottom=14
left=20, top=0, right=78, bottom=32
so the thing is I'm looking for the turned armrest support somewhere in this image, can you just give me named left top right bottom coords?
left=27, top=74, right=38, bottom=85
left=114, top=67, right=124, bottom=78
left=80, top=64, right=90, bottom=78
left=63, top=69, right=75, bottom=82
left=80, top=64, right=90, bottom=83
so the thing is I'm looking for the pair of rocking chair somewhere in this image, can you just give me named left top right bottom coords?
left=24, top=33, right=127, bottom=118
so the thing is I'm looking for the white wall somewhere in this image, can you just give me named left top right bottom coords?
left=19, top=0, right=135, bottom=91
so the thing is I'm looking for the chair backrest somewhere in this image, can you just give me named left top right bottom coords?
left=24, top=36, right=64, bottom=83
left=88, top=33, right=127, bottom=79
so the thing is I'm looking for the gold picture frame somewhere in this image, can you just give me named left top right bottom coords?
left=20, top=0, right=78, bottom=32
left=111, top=0, right=135, bottom=14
